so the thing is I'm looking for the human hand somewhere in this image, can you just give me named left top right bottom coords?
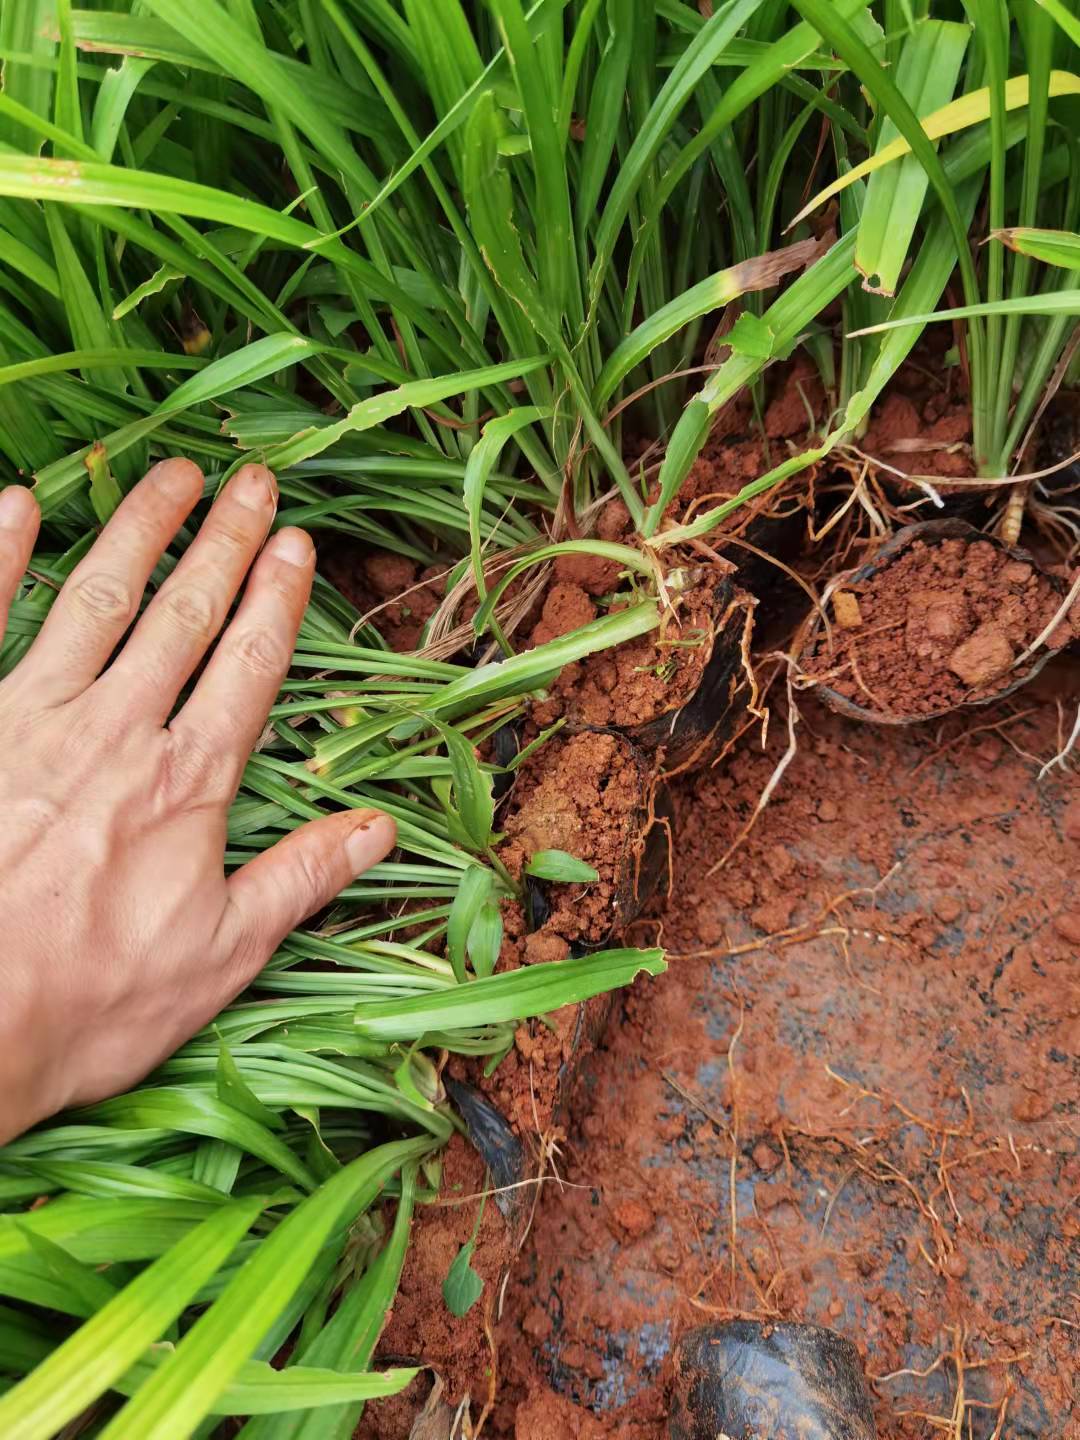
left=0, top=461, right=395, bottom=1144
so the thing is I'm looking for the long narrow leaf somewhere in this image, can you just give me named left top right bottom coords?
left=0, top=1201, right=260, bottom=1440
left=355, top=949, right=666, bottom=1040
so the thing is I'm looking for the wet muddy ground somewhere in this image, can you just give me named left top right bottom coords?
left=486, top=663, right=1079, bottom=1439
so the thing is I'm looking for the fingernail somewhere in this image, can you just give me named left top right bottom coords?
left=346, top=810, right=396, bottom=874
left=268, top=528, right=314, bottom=567
left=232, top=464, right=277, bottom=511
left=149, top=458, right=204, bottom=502
left=0, top=486, right=36, bottom=529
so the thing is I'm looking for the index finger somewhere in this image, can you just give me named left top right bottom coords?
left=13, top=459, right=204, bottom=706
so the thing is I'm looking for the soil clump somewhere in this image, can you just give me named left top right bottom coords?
left=804, top=533, right=1078, bottom=717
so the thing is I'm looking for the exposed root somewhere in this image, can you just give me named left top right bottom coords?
left=1036, top=699, right=1080, bottom=780
left=908, top=705, right=1038, bottom=779
left=1011, top=567, right=1080, bottom=669
left=882, top=1326, right=1027, bottom=1440
left=705, top=655, right=799, bottom=876
left=727, top=1005, right=745, bottom=1304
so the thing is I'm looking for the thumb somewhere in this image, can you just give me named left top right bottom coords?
left=222, top=808, right=396, bottom=972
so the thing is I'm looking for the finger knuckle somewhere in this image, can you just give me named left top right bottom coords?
left=231, top=626, right=288, bottom=678
left=160, top=582, right=216, bottom=638
left=161, top=727, right=226, bottom=802
left=210, top=517, right=257, bottom=554
left=223, top=927, right=268, bottom=986
left=295, top=845, right=337, bottom=906
left=67, top=572, right=133, bottom=624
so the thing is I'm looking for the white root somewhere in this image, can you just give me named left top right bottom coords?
left=1037, top=702, right=1080, bottom=782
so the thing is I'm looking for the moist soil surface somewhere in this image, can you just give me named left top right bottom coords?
left=498, top=729, right=656, bottom=950
left=527, top=562, right=729, bottom=739
left=359, top=663, right=1079, bottom=1440
left=804, top=534, right=1077, bottom=718
left=486, top=663, right=1080, bottom=1440
left=346, top=368, right=1077, bottom=1439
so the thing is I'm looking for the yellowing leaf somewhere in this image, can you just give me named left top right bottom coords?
left=788, top=70, right=1080, bottom=230
left=992, top=227, right=1080, bottom=270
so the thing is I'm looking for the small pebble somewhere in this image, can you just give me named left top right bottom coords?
left=832, top=590, right=863, bottom=628
left=654, top=1242, right=681, bottom=1272
left=1053, top=909, right=1080, bottom=946
left=522, top=1305, right=553, bottom=1341
left=559, top=1341, right=588, bottom=1371
left=948, top=623, right=1014, bottom=687
left=1001, top=561, right=1033, bottom=585
left=1012, top=1090, right=1053, bottom=1122
left=973, top=736, right=1003, bottom=769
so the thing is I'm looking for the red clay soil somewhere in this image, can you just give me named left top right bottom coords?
left=355, top=731, right=664, bottom=1438
left=498, top=730, right=654, bottom=950
left=528, top=567, right=734, bottom=737
left=857, top=330, right=982, bottom=491
left=860, top=390, right=976, bottom=484
left=354, top=1133, right=504, bottom=1437
left=322, top=546, right=446, bottom=652
left=483, top=664, right=1080, bottom=1440
left=804, top=534, right=1079, bottom=717
left=358, top=666, right=1079, bottom=1439
left=347, top=369, right=1079, bottom=1438
left=325, top=523, right=735, bottom=741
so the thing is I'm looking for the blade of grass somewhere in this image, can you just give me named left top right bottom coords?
left=992, top=227, right=1080, bottom=268
left=0, top=1200, right=261, bottom=1440
left=850, top=292, right=1080, bottom=330
left=96, top=1136, right=433, bottom=1440
left=355, top=949, right=666, bottom=1041
left=855, top=19, right=970, bottom=296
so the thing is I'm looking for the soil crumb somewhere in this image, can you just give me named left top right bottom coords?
left=321, top=545, right=444, bottom=652
left=355, top=1136, right=504, bottom=1437
left=804, top=534, right=1076, bottom=717
left=861, top=389, right=975, bottom=482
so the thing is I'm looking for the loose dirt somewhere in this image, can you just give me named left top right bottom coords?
left=498, top=729, right=655, bottom=950
left=322, top=545, right=446, bottom=652
left=358, top=668, right=1079, bottom=1440
left=528, top=567, right=725, bottom=737
left=355, top=731, right=666, bottom=1439
left=803, top=532, right=1078, bottom=718
left=345, top=370, right=1077, bottom=1440
left=484, top=664, right=1080, bottom=1440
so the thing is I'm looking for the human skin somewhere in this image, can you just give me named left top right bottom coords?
left=0, top=459, right=396, bottom=1144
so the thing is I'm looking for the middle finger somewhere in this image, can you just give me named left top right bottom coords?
left=102, top=464, right=277, bottom=723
